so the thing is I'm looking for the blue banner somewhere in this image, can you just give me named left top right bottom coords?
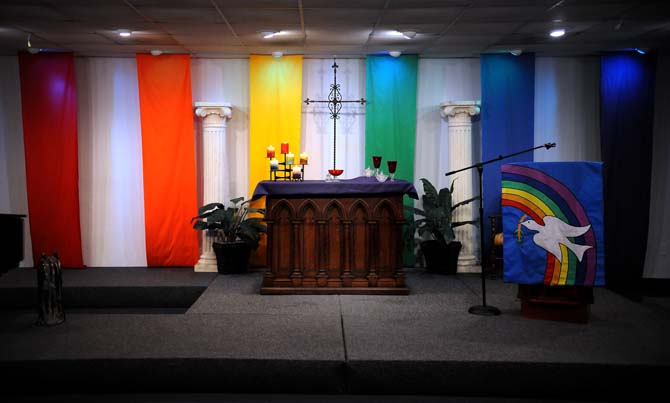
left=481, top=53, right=535, bottom=254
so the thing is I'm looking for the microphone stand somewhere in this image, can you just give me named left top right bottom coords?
left=445, top=142, right=556, bottom=316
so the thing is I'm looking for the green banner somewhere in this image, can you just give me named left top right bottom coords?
left=365, top=54, right=418, bottom=265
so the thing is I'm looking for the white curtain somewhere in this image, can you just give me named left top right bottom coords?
left=301, top=58, right=366, bottom=179
left=0, top=56, right=33, bottom=267
left=415, top=58, right=481, bottom=193
left=191, top=58, right=250, bottom=200
left=75, top=57, right=147, bottom=267
left=534, top=57, right=601, bottom=161
left=644, top=51, right=670, bottom=279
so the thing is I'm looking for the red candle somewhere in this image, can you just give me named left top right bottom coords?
left=281, top=142, right=289, bottom=154
left=266, top=145, right=275, bottom=158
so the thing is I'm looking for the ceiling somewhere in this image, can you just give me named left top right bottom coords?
left=0, top=0, right=669, bottom=58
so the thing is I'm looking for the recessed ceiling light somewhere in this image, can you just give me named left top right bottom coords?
left=118, top=29, right=131, bottom=37
left=260, top=31, right=278, bottom=39
left=401, top=31, right=416, bottom=39
left=150, top=49, right=163, bottom=56
left=272, top=51, right=283, bottom=58
left=549, top=28, right=565, bottom=38
left=27, top=47, right=39, bottom=54
left=510, top=49, right=523, bottom=56
left=634, top=48, right=647, bottom=55
left=389, top=50, right=401, bottom=58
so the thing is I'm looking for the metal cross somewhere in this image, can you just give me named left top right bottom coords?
left=304, top=59, right=366, bottom=170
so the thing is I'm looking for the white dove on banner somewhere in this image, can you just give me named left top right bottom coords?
left=521, top=216, right=592, bottom=263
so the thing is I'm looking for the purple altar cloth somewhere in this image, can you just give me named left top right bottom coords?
left=252, top=176, right=418, bottom=200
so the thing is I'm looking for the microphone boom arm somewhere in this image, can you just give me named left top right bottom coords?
left=445, top=143, right=556, bottom=177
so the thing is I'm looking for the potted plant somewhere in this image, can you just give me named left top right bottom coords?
left=405, top=178, right=478, bottom=274
left=192, top=197, right=266, bottom=274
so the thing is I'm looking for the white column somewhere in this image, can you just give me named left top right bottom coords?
left=440, top=101, right=481, bottom=273
left=194, top=102, right=232, bottom=272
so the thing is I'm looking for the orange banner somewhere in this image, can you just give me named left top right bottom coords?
left=136, top=54, right=198, bottom=266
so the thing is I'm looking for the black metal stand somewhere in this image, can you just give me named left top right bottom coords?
left=445, top=142, right=556, bottom=316
left=269, top=152, right=305, bottom=181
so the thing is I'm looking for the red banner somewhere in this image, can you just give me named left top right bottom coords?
left=18, top=53, right=83, bottom=267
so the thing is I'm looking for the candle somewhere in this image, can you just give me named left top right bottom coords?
left=292, top=166, right=302, bottom=179
left=270, top=158, right=279, bottom=171
left=299, top=151, right=308, bottom=165
left=286, top=152, right=294, bottom=165
left=266, top=145, right=275, bottom=158
left=281, top=142, right=289, bottom=154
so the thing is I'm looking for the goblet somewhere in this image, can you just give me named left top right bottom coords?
left=372, top=156, right=382, bottom=175
left=328, top=168, right=344, bottom=181
left=387, top=160, right=397, bottom=181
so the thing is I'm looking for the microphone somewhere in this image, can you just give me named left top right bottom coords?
left=544, top=142, right=556, bottom=149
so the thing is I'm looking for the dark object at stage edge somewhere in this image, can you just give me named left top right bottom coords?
left=0, top=213, right=26, bottom=276
left=37, top=253, right=65, bottom=326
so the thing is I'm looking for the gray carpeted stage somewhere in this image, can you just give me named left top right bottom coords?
left=1, top=267, right=669, bottom=400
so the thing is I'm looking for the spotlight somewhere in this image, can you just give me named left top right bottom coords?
left=401, top=31, right=416, bottom=39
left=634, top=48, right=646, bottom=55
left=150, top=49, right=163, bottom=56
left=510, top=49, right=523, bottom=56
left=272, top=51, right=283, bottom=58
left=549, top=28, right=565, bottom=38
left=389, top=50, right=401, bottom=58
left=27, top=33, right=31, bottom=48
left=118, top=29, right=131, bottom=37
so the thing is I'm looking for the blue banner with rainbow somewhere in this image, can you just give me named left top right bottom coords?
left=501, top=162, right=605, bottom=286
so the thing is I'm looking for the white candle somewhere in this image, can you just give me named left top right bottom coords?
left=286, top=152, right=294, bottom=165
left=270, top=158, right=279, bottom=171
left=292, top=166, right=302, bottom=179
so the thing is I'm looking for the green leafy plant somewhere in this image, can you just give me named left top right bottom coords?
left=405, top=178, right=479, bottom=247
left=192, top=197, right=267, bottom=249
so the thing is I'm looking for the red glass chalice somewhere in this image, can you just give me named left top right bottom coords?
left=387, top=160, right=397, bottom=181
left=328, top=168, right=344, bottom=181
left=372, top=156, right=382, bottom=175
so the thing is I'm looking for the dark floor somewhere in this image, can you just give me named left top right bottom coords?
left=3, top=393, right=602, bottom=403
left=1, top=267, right=668, bottom=400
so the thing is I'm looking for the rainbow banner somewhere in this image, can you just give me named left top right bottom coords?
left=501, top=162, right=605, bottom=286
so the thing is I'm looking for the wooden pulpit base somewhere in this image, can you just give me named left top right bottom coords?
left=262, top=195, right=409, bottom=295
left=518, top=284, right=593, bottom=323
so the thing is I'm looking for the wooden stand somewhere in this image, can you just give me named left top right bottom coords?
left=518, top=284, right=593, bottom=324
left=262, top=195, right=408, bottom=295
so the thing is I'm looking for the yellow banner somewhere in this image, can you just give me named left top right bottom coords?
left=248, top=54, right=303, bottom=194
left=248, top=55, right=303, bottom=266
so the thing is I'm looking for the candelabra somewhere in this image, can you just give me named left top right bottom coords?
left=269, top=152, right=306, bottom=181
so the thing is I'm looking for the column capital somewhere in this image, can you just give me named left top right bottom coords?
left=194, top=101, right=232, bottom=119
left=440, top=100, right=481, bottom=119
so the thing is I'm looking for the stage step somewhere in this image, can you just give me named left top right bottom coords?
left=0, top=267, right=216, bottom=309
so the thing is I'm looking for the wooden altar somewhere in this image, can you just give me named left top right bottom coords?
left=254, top=177, right=417, bottom=295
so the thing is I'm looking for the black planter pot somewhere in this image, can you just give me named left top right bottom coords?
left=212, top=241, right=252, bottom=274
left=421, top=240, right=462, bottom=274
